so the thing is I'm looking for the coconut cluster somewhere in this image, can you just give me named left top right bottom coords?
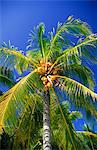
left=37, top=59, right=59, bottom=88
left=37, top=59, right=52, bottom=75
left=41, top=76, right=57, bottom=88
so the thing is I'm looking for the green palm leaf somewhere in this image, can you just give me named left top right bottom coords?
left=0, top=48, right=38, bottom=74
left=63, top=64, right=95, bottom=90
left=48, top=34, right=97, bottom=73
left=0, top=17, right=97, bottom=149
left=47, top=16, right=92, bottom=60
left=50, top=89, right=90, bottom=150
left=53, top=75, right=97, bottom=118
left=0, top=69, right=43, bottom=134
left=12, top=93, right=43, bottom=149
left=77, top=131, right=97, bottom=150
left=38, top=23, right=45, bottom=58
left=26, top=49, right=42, bottom=62
left=77, top=131, right=97, bottom=138
left=27, top=23, right=46, bottom=59
left=50, top=90, right=76, bottom=150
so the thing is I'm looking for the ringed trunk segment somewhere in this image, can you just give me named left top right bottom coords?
left=43, top=90, right=52, bottom=150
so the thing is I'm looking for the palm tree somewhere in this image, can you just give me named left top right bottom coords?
left=0, top=16, right=97, bottom=150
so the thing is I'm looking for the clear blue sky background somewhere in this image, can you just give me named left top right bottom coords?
left=0, top=0, right=97, bottom=131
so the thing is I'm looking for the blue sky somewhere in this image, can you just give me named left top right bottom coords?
left=0, top=0, right=97, bottom=131
left=1, top=0, right=97, bottom=49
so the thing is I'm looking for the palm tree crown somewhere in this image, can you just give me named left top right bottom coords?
left=0, top=16, right=97, bottom=149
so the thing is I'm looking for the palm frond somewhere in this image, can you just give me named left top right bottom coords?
left=78, top=34, right=97, bottom=64
left=51, top=89, right=76, bottom=149
left=12, top=94, right=36, bottom=149
left=50, top=88, right=89, bottom=150
left=52, top=16, right=92, bottom=44
left=0, top=69, right=43, bottom=134
left=55, top=75, right=97, bottom=101
left=63, top=64, right=95, bottom=90
left=64, top=34, right=97, bottom=63
left=26, top=49, right=42, bottom=62
left=77, top=131, right=97, bottom=138
left=53, top=75, right=97, bottom=118
left=27, top=23, right=46, bottom=59
left=48, top=34, right=97, bottom=73
left=0, top=48, right=38, bottom=74
left=38, top=23, right=45, bottom=58
left=12, top=93, right=43, bottom=149
left=77, top=131, right=97, bottom=150
left=47, top=16, right=92, bottom=60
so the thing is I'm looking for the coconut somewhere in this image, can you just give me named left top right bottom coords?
left=37, top=67, right=45, bottom=75
left=47, top=62, right=52, bottom=67
left=50, top=76, right=57, bottom=81
left=46, top=82, right=52, bottom=88
left=40, top=59, right=44, bottom=65
left=41, top=76, right=47, bottom=81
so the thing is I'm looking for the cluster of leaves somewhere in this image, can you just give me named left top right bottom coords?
left=0, top=41, right=37, bottom=74
left=0, top=16, right=97, bottom=149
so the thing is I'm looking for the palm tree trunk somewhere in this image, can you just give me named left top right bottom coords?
left=43, top=90, right=51, bottom=150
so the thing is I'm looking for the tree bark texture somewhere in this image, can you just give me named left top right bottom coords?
left=43, top=90, right=51, bottom=150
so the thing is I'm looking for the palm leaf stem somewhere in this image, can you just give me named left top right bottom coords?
left=40, top=32, right=45, bottom=60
